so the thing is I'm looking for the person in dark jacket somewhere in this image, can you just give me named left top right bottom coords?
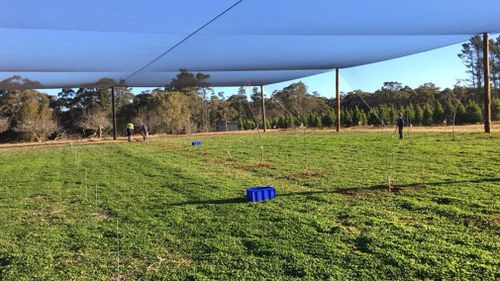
left=396, top=113, right=405, bottom=139
left=140, top=123, right=148, bottom=142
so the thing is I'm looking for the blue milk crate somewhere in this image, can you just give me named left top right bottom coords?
left=246, top=186, right=276, bottom=202
left=191, top=140, right=202, bottom=146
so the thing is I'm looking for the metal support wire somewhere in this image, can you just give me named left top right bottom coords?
left=125, top=0, right=244, bottom=81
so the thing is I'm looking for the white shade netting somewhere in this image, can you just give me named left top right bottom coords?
left=1, top=0, right=500, bottom=88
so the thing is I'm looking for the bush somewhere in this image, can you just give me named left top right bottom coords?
left=368, top=108, right=382, bottom=126
left=492, top=98, right=500, bottom=121
left=241, top=119, right=257, bottom=130
left=321, top=112, right=335, bottom=127
left=414, top=105, right=424, bottom=125
left=433, top=101, right=446, bottom=124
left=465, top=101, right=483, bottom=124
left=342, top=109, right=353, bottom=127
left=455, top=104, right=467, bottom=125
left=422, top=103, right=434, bottom=126
left=405, top=105, right=415, bottom=125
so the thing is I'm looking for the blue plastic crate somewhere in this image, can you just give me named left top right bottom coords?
left=191, top=140, right=202, bottom=146
left=246, top=186, right=276, bottom=202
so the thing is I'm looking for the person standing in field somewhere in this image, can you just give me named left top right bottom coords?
left=396, top=113, right=405, bottom=139
left=126, top=122, right=134, bottom=142
left=140, top=123, right=148, bottom=142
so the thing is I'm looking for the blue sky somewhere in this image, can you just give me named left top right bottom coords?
left=42, top=42, right=468, bottom=99
left=246, top=42, right=467, bottom=98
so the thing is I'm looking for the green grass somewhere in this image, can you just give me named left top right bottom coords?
left=0, top=131, right=499, bottom=280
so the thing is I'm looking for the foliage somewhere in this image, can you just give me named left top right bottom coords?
left=0, top=89, right=57, bottom=142
left=156, top=91, right=191, bottom=134
left=79, top=108, right=111, bottom=138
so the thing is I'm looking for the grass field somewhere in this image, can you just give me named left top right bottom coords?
left=0, top=130, right=499, bottom=280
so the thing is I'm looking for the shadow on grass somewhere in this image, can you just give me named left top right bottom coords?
left=168, top=177, right=500, bottom=206
left=0, top=256, right=11, bottom=267
left=282, top=177, right=500, bottom=197
left=169, top=197, right=247, bottom=206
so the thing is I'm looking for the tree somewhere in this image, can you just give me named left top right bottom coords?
left=381, top=81, right=403, bottom=91
left=368, top=108, right=382, bottom=126
left=14, top=90, right=56, bottom=142
left=433, top=101, right=446, bottom=124
left=387, top=106, right=397, bottom=125
left=465, top=100, right=483, bottom=124
left=79, top=108, right=111, bottom=138
left=54, top=87, right=113, bottom=136
left=228, top=87, right=251, bottom=125
left=414, top=105, right=424, bottom=126
left=492, top=98, right=500, bottom=121
left=0, top=90, right=21, bottom=134
left=405, top=104, right=415, bottom=125
left=157, top=91, right=191, bottom=134
left=378, top=107, right=389, bottom=126
left=340, top=109, right=348, bottom=127
left=445, top=84, right=467, bottom=127
left=351, top=107, right=360, bottom=126
left=458, top=35, right=484, bottom=88
left=491, top=38, right=500, bottom=88
left=284, top=114, right=296, bottom=128
left=455, top=103, right=467, bottom=125
left=321, top=111, right=335, bottom=127
left=167, top=69, right=212, bottom=132
left=167, top=69, right=210, bottom=93
left=443, top=99, right=455, bottom=125
left=241, top=118, right=257, bottom=130
left=307, top=113, right=321, bottom=128
left=359, top=110, right=368, bottom=126
left=422, top=103, right=434, bottom=126
left=210, top=93, right=238, bottom=130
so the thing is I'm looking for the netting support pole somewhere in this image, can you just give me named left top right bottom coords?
left=111, top=86, right=117, bottom=140
left=335, top=68, right=341, bottom=132
left=261, top=85, right=267, bottom=132
left=483, top=33, right=492, bottom=133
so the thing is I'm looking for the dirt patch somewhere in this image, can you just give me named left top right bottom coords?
left=50, top=206, right=65, bottom=215
left=339, top=189, right=357, bottom=196
left=344, top=226, right=361, bottom=236
left=201, top=151, right=213, bottom=157
left=243, top=162, right=272, bottom=169
left=465, top=217, right=488, bottom=227
left=388, top=187, right=403, bottom=193
left=92, top=209, right=115, bottom=220
left=213, top=157, right=237, bottom=164
left=492, top=216, right=500, bottom=227
left=27, top=193, right=51, bottom=201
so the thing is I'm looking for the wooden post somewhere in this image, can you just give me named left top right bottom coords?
left=260, top=85, right=267, bottom=132
left=111, top=86, right=117, bottom=140
left=335, top=68, right=341, bottom=132
left=483, top=33, right=492, bottom=133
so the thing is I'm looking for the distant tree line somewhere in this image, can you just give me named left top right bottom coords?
left=1, top=76, right=498, bottom=143
left=336, top=82, right=497, bottom=128
left=1, top=35, right=500, bottom=143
